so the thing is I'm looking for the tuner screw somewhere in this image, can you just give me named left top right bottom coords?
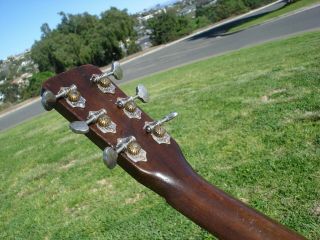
left=90, top=61, right=123, bottom=94
left=144, top=112, right=178, bottom=144
left=124, top=101, right=137, bottom=113
left=116, top=84, right=149, bottom=119
left=99, top=77, right=112, bottom=88
left=69, top=109, right=116, bottom=134
left=97, top=115, right=112, bottom=128
left=127, top=141, right=142, bottom=156
left=153, top=125, right=166, bottom=138
left=67, top=89, right=81, bottom=102
left=103, top=136, right=147, bottom=169
left=41, top=84, right=86, bottom=111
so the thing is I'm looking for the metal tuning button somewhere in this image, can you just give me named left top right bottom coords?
left=41, top=84, right=86, bottom=111
left=103, top=136, right=147, bottom=169
left=144, top=112, right=178, bottom=144
left=69, top=109, right=116, bottom=134
left=116, top=84, right=149, bottom=119
left=90, top=61, right=123, bottom=94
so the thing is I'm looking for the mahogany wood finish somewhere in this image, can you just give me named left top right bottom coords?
left=41, top=65, right=306, bottom=240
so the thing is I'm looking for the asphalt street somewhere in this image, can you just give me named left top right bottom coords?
left=1, top=1, right=319, bottom=131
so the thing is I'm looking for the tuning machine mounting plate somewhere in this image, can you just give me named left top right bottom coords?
left=69, top=109, right=116, bottom=134
left=41, top=84, right=86, bottom=111
left=59, top=86, right=86, bottom=108
left=144, top=112, right=178, bottom=144
left=89, top=110, right=117, bottom=134
left=103, top=136, right=147, bottom=169
left=144, top=122, right=171, bottom=144
left=116, top=84, right=149, bottom=119
left=90, top=61, right=123, bottom=94
left=123, top=138, right=147, bottom=163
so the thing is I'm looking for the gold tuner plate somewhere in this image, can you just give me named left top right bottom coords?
left=153, top=125, right=166, bottom=138
left=99, top=77, right=111, bottom=88
left=127, top=141, right=142, bottom=156
left=125, top=101, right=137, bottom=113
left=97, top=114, right=112, bottom=128
left=67, top=89, right=81, bottom=102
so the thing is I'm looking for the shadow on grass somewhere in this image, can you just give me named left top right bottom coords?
left=187, top=1, right=288, bottom=41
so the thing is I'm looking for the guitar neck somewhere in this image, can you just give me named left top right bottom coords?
left=164, top=171, right=304, bottom=239
left=41, top=65, right=306, bottom=240
left=118, top=148, right=306, bottom=240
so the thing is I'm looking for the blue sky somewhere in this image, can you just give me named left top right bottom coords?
left=0, top=0, right=170, bottom=60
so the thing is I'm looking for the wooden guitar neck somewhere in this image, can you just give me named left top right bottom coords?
left=41, top=64, right=306, bottom=240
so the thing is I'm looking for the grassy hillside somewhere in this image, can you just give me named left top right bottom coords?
left=0, top=31, right=319, bottom=239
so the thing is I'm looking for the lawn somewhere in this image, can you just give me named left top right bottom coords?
left=0, top=31, right=319, bottom=239
left=228, top=0, right=320, bottom=33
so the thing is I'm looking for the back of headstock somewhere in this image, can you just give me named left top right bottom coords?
left=40, top=62, right=306, bottom=240
left=40, top=63, right=184, bottom=190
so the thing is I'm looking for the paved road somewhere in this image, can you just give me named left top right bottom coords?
left=1, top=1, right=320, bottom=131
left=122, top=3, right=320, bottom=81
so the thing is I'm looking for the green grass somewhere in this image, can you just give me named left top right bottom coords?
left=1, top=31, right=320, bottom=239
left=228, top=0, right=320, bottom=33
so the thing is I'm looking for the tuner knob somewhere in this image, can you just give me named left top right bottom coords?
left=116, top=84, right=149, bottom=119
left=41, top=84, right=86, bottom=111
left=70, top=109, right=116, bottom=134
left=103, top=147, right=118, bottom=169
left=144, top=112, right=178, bottom=144
left=103, top=136, right=147, bottom=169
left=90, top=61, right=123, bottom=94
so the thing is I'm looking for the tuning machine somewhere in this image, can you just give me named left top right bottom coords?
left=90, top=61, right=123, bottom=94
left=41, top=84, right=86, bottom=111
left=144, top=112, right=178, bottom=144
left=116, top=84, right=149, bottom=119
left=103, top=136, right=147, bottom=169
left=69, top=109, right=116, bottom=134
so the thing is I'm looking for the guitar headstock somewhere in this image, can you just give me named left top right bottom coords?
left=41, top=63, right=188, bottom=190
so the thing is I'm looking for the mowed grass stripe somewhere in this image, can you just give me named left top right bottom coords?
left=0, top=31, right=319, bottom=239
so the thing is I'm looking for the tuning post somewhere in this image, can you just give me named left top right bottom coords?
left=41, top=84, right=86, bottom=111
left=116, top=84, right=149, bottom=119
left=90, top=61, right=123, bottom=94
left=144, top=112, right=178, bottom=144
left=69, top=109, right=116, bottom=134
left=103, top=136, right=147, bottom=169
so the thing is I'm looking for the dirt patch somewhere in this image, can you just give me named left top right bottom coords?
left=297, top=111, right=320, bottom=122
left=261, top=95, right=269, bottom=103
left=125, top=193, right=144, bottom=205
left=261, top=88, right=287, bottom=103
left=60, top=160, right=77, bottom=170
left=97, top=178, right=113, bottom=188
left=64, top=203, right=88, bottom=217
left=313, top=204, right=320, bottom=216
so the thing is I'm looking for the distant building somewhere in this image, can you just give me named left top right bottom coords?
left=12, top=72, right=32, bottom=87
left=179, top=5, right=196, bottom=16
left=8, top=49, right=30, bottom=62
left=138, top=14, right=154, bottom=24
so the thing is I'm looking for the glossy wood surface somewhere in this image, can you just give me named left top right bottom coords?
left=41, top=65, right=306, bottom=240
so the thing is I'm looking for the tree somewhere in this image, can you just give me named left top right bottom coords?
left=147, top=10, right=194, bottom=45
left=196, top=0, right=273, bottom=23
left=22, top=71, right=54, bottom=99
left=0, top=83, right=19, bottom=103
left=31, top=8, right=139, bottom=73
left=40, top=23, right=51, bottom=38
left=100, top=7, right=137, bottom=46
